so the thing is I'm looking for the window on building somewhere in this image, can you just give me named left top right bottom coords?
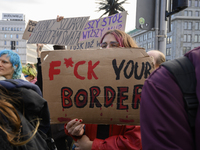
left=10, top=34, right=13, bottom=38
left=16, top=34, right=19, bottom=39
left=187, top=34, right=192, bottom=42
left=188, top=22, right=192, bottom=29
left=20, top=28, right=22, bottom=31
left=17, top=28, right=19, bottom=31
left=199, top=1, right=200, bottom=7
left=140, top=36, right=143, bottom=42
left=184, top=34, right=187, bottom=42
left=170, top=36, right=172, bottom=43
left=5, top=27, right=7, bottom=31
left=8, top=27, right=10, bottom=31
left=144, top=44, right=147, bottom=50
left=184, top=10, right=188, bottom=16
left=195, top=35, right=198, bottom=42
left=143, top=34, right=146, bottom=41
left=11, top=28, right=13, bottom=31
left=171, top=23, right=173, bottom=31
left=196, top=11, right=199, bottom=16
left=188, top=11, right=192, bottom=16
left=148, top=32, right=152, bottom=39
left=195, top=22, right=199, bottom=30
left=166, top=48, right=171, bottom=56
left=2, top=27, right=4, bottom=31
left=167, top=37, right=170, bottom=44
left=188, top=0, right=191, bottom=7
left=4, top=41, right=6, bottom=45
left=16, top=41, right=18, bottom=45
left=195, top=0, right=198, bottom=7
left=4, top=34, right=6, bottom=38
left=14, top=28, right=16, bottom=31
left=183, top=47, right=187, bottom=55
left=152, top=41, right=154, bottom=48
left=184, top=22, right=188, bottom=29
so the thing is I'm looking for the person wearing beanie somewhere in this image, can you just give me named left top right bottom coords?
left=22, top=63, right=37, bottom=84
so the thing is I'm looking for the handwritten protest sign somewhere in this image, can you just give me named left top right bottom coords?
left=41, top=48, right=154, bottom=125
left=67, top=11, right=127, bottom=50
left=27, top=16, right=90, bottom=45
left=22, top=20, right=38, bottom=40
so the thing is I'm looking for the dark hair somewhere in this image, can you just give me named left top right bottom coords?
left=53, top=45, right=66, bottom=50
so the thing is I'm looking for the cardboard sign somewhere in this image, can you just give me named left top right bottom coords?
left=22, top=20, right=38, bottom=40
left=41, top=48, right=154, bottom=125
left=67, top=11, right=127, bottom=50
left=27, top=16, right=90, bottom=45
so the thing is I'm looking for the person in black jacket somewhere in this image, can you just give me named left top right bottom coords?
left=0, top=79, right=51, bottom=149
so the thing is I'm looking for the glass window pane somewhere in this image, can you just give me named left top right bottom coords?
left=195, top=22, right=199, bottom=30
left=185, top=22, right=188, bottom=29
left=184, top=10, right=188, bottom=16
left=188, top=22, right=192, bottom=29
left=196, top=11, right=199, bottom=16
left=187, top=35, right=191, bottom=42
left=195, top=35, right=198, bottom=42
left=188, top=11, right=192, bottom=16
left=184, top=35, right=187, bottom=42
left=195, top=0, right=198, bottom=7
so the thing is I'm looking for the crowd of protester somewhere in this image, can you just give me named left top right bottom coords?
left=1, top=14, right=199, bottom=150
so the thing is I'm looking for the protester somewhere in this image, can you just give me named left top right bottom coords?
left=35, top=43, right=73, bottom=150
left=147, top=50, right=165, bottom=69
left=65, top=29, right=142, bottom=150
left=140, top=47, right=200, bottom=149
left=0, top=50, right=22, bottom=80
left=22, top=63, right=37, bottom=83
left=0, top=79, right=51, bottom=150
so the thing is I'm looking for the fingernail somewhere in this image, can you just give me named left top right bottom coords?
left=75, top=119, right=78, bottom=121
left=79, top=120, right=82, bottom=122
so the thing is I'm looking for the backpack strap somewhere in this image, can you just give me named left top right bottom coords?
left=161, top=56, right=198, bottom=129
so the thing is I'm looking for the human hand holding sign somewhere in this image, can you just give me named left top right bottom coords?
left=36, top=44, right=43, bottom=58
left=74, top=135, right=93, bottom=150
left=57, top=15, right=64, bottom=22
left=66, top=118, right=85, bottom=136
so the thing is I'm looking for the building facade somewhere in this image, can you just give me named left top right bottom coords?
left=128, top=0, right=200, bottom=61
left=0, top=13, right=52, bottom=65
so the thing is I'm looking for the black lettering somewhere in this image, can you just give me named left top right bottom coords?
left=112, top=59, right=125, bottom=80
left=124, top=60, right=134, bottom=79
left=144, top=62, right=152, bottom=78
left=89, top=86, right=102, bottom=108
left=135, top=62, right=144, bottom=80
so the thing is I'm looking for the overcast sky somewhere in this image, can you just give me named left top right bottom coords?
left=0, top=0, right=136, bottom=32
